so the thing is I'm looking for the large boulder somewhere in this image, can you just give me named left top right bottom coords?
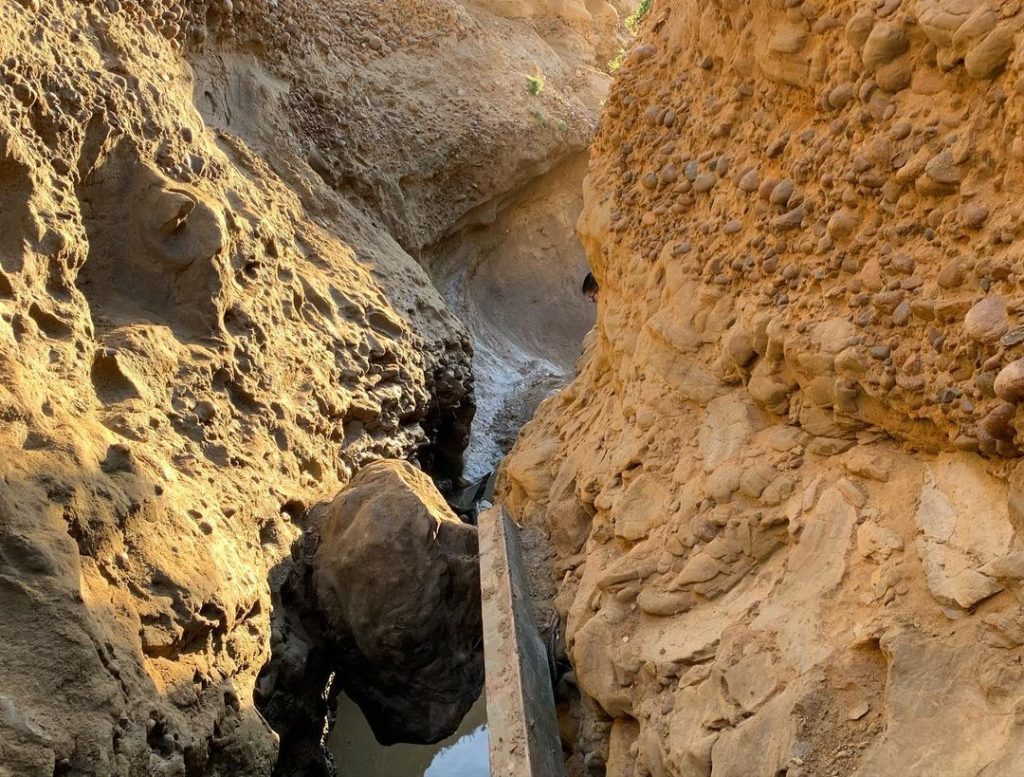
left=313, top=460, right=483, bottom=744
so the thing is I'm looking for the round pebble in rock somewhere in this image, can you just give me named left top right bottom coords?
left=962, top=201, right=989, bottom=229
left=937, top=260, right=963, bottom=289
left=693, top=173, right=717, bottom=193
left=892, top=301, right=911, bottom=326
left=827, top=82, right=855, bottom=109
left=964, top=296, right=1009, bottom=343
left=738, top=168, right=759, bottom=192
left=995, top=359, right=1024, bottom=402
left=769, top=179, right=795, bottom=207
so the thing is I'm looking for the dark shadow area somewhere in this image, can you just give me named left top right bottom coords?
left=254, top=504, right=340, bottom=777
left=255, top=476, right=486, bottom=776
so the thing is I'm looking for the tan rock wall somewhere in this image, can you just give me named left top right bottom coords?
left=502, top=0, right=1024, bottom=774
left=0, top=0, right=621, bottom=774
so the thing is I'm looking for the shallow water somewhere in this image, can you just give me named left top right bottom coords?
left=329, top=693, right=490, bottom=777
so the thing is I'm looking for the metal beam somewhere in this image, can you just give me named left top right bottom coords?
left=478, top=506, right=565, bottom=777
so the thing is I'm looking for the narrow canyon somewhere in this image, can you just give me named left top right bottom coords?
left=5, top=1, right=1024, bottom=776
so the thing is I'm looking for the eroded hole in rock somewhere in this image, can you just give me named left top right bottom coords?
left=76, top=142, right=226, bottom=339
left=27, top=302, right=72, bottom=339
left=0, top=151, right=32, bottom=274
left=90, top=350, right=140, bottom=405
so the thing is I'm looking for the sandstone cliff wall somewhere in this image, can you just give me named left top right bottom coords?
left=502, top=1, right=1024, bottom=774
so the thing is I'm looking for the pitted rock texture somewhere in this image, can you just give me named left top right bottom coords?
left=313, top=459, right=483, bottom=745
left=0, top=0, right=623, bottom=774
left=500, top=1, right=1024, bottom=775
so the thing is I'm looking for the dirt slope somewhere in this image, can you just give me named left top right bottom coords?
left=502, top=1, right=1024, bottom=774
left=0, top=0, right=622, bottom=774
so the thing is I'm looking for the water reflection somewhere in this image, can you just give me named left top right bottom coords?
left=330, top=693, right=489, bottom=777
left=424, top=725, right=488, bottom=777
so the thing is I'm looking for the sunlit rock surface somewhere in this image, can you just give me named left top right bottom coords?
left=501, top=1, right=1024, bottom=774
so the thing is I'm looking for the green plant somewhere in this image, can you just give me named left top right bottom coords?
left=608, top=49, right=625, bottom=72
left=532, top=109, right=548, bottom=126
left=526, top=73, right=544, bottom=96
left=625, top=0, right=652, bottom=35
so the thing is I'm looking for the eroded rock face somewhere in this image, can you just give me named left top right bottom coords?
left=0, top=0, right=622, bottom=773
left=314, top=460, right=483, bottom=745
left=500, top=1, right=1024, bottom=775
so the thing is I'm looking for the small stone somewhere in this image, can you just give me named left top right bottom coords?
left=862, top=23, right=906, bottom=70
left=766, top=136, right=788, bottom=157
left=869, top=344, right=891, bottom=360
left=773, top=206, right=805, bottom=230
left=925, top=151, right=961, bottom=185
left=995, top=360, right=1024, bottom=402
left=876, top=57, right=912, bottom=93
left=977, top=372, right=997, bottom=398
left=807, top=437, right=856, bottom=456
left=962, top=201, right=990, bottom=229
left=964, top=297, right=1009, bottom=343
left=846, top=12, right=875, bottom=49
left=827, top=208, right=860, bottom=239
left=872, top=291, right=902, bottom=314
left=194, top=399, right=217, bottom=423
left=836, top=477, right=868, bottom=507
left=758, top=177, right=779, bottom=200
left=892, top=301, right=911, bottom=325
left=100, top=444, right=135, bottom=474
left=1002, top=326, right=1024, bottom=348
left=827, top=82, right=855, bottom=109
left=738, top=168, right=760, bottom=192
left=845, top=450, right=892, bottom=483
left=769, top=179, right=795, bottom=207
left=979, top=403, right=1017, bottom=456
left=965, top=26, right=1014, bottom=79
left=937, top=260, right=964, bottom=289
left=636, top=589, right=696, bottom=617
left=890, top=121, right=912, bottom=141
left=847, top=701, right=871, bottom=721
left=693, top=174, right=717, bottom=193
left=633, top=43, right=656, bottom=61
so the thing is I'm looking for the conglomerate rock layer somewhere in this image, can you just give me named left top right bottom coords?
left=502, top=1, right=1024, bottom=775
left=0, top=0, right=622, bottom=774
